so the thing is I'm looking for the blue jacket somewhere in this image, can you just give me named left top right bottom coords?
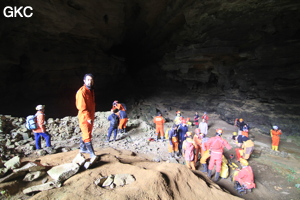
left=108, top=113, right=119, bottom=128
left=178, top=124, right=188, bottom=142
left=168, top=128, right=178, bottom=145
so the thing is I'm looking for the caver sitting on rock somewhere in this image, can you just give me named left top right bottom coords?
left=233, top=158, right=256, bottom=193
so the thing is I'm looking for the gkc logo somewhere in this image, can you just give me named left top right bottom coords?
left=3, top=6, right=33, bottom=18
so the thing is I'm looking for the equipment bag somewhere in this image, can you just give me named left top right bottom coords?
left=26, top=115, right=37, bottom=130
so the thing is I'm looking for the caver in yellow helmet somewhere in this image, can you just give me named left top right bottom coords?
left=186, top=131, right=192, bottom=136
left=239, top=158, right=248, bottom=166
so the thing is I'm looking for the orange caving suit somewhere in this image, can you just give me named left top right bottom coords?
left=241, top=131, right=249, bottom=137
left=234, top=166, right=256, bottom=189
left=199, top=137, right=210, bottom=164
left=193, top=134, right=202, bottom=163
left=76, top=85, right=95, bottom=143
left=271, top=129, right=282, bottom=146
left=33, top=110, right=46, bottom=133
left=206, top=136, right=232, bottom=172
left=118, top=110, right=128, bottom=130
left=168, top=128, right=179, bottom=153
left=153, top=116, right=165, bottom=138
left=242, top=139, right=254, bottom=159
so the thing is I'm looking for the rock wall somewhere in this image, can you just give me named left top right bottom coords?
left=0, top=0, right=300, bottom=134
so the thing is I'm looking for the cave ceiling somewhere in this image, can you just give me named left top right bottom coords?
left=0, top=0, right=300, bottom=134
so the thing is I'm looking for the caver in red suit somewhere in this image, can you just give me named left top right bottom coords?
left=234, top=158, right=256, bottom=189
left=206, top=129, right=232, bottom=181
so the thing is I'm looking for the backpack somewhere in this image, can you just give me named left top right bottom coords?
left=26, top=115, right=37, bottom=130
left=121, top=103, right=127, bottom=111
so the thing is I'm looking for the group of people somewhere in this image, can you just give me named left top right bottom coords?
left=106, top=100, right=128, bottom=143
left=153, top=111, right=257, bottom=192
left=30, top=73, right=283, bottom=195
left=31, top=74, right=129, bottom=164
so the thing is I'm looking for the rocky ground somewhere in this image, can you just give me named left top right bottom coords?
left=0, top=97, right=299, bottom=199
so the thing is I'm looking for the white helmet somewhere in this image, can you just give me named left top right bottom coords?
left=36, top=105, right=45, bottom=110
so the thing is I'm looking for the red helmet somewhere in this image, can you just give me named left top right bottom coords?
left=182, top=119, right=187, bottom=124
left=216, top=129, right=223, bottom=134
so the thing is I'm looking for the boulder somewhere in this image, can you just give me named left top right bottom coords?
left=4, top=156, right=20, bottom=170
left=72, top=153, right=86, bottom=166
left=94, top=177, right=107, bottom=186
left=23, top=181, right=60, bottom=194
left=13, top=162, right=46, bottom=173
left=47, top=163, right=80, bottom=182
left=23, top=171, right=46, bottom=181
left=0, top=171, right=26, bottom=183
left=0, top=168, right=8, bottom=178
left=102, top=175, right=114, bottom=187
left=113, top=174, right=135, bottom=186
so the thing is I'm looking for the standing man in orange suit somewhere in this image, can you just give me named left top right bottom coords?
left=270, top=125, right=282, bottom=151
left=76, top=73, right=97, bottom=160
left=153, top=112, right=166, bottom=141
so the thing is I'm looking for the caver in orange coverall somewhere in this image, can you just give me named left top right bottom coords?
left=33, top=109, right=51, bottom=149
left=153, top=115, right=165, bottom=139
left=193, top=129, right=202, bottom=163
left=270, top=129, right=282, bottom=151
left=76, top=85, right=95, bottom=143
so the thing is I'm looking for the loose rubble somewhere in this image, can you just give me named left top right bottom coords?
left=0, top=108, right=297, bottom=198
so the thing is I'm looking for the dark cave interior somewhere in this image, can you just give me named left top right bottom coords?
left=0, top=0, right=300, bottom=134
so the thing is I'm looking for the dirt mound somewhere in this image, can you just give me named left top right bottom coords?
left=21, top=147, right=241, bottom=200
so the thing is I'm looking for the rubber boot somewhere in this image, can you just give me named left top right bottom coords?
left=123, top=128, right=126, bottom=133
left=271, top=145, right=274, bottom=150
left=156, top=134, right=159, bottom=142
left=175, top=151, right=180, bottom=158
left=169, top=152, right=174, bottom=158
left=79, top=138, right=89, bottom=154
left=274, top=146, right=279, bottom=151
left=201, top=164, right=208, bottom=172
left=214, top=172, right=220, bottom=182
left=85, top=142, right=96, bottom=158
left=161, top=136, right=166, bottom=142
left=207, top=170, right=212, bottom=178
